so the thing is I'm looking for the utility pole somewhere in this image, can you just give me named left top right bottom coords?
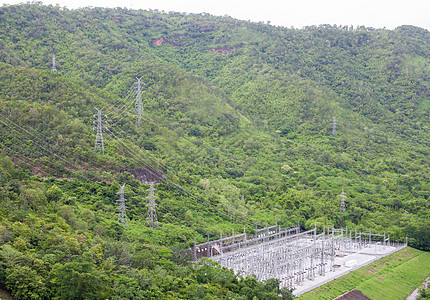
left=340, top=188, right=346, bottom=213
left=146, top=182, right=158, bottom=228
left=116, top=183, right=129, bottom=230
left=52, top=54, right=57, bottom=72
left=135, top=77, right=143, bottom=127
left=332, top=116, right=337, bottom=137
left=93, top=107, right=107, bottom=155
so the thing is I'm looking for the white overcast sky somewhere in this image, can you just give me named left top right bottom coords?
left=2, top=0, right=429, bottom=30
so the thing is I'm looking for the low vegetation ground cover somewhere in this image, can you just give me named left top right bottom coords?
left=299, top=247, right=430, bottom=300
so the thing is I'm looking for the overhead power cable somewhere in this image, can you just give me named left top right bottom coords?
left=98, top=81, right=254, bottom=225
left=0, top=113, right=106, bottom=177
left=1, top=145, right=55, bottom=177
left=0, top=117, right=79, bottom=170
left=104, top=127, right=251, bottom=224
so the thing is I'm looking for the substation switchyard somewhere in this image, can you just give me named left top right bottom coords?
left=194, top=224, right=407, bottom=296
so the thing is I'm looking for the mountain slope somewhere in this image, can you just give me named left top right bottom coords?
left=0, top=1, right=429, bottom=245
left=0, top=3, right=429, bottom=299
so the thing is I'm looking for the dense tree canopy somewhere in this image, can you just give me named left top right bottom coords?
left=0, top=3, right=429, bottom=298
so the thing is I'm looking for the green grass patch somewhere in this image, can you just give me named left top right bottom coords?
left=298, top=247, right=430, bottom=300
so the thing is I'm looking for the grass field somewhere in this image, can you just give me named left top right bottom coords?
left=298, top=247, right=430, bottom=300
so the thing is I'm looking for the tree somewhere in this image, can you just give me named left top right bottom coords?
left=49, top=261, right=110, bottom=299
left=5, top=265, right=47, bottom=300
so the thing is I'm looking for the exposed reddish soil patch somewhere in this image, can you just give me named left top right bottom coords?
left=0, top=286, right=13, bottom=300
left=153, top=37, right=167, bottom=46
left=152, top=37, right=178, bottom=47
left=10, top=156, right=57, bottom=178
left=125, top=168, right=165, bottom=183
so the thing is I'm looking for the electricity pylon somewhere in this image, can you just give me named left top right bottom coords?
left=52, top=54, right=57, bottom=72
left=332, top=116, right=337, bottom=137
left=93, top=107, right=107, bottom=154
left=134, top=77, right=143, bottom=127
left=116, top=183, right=129, bottom=230
left=146, top=182, right=158, bottom=228
left=340, top=188, right=346, bottom=213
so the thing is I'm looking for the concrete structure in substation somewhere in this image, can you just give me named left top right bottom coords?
left=194, top=224, right=407, bottom=296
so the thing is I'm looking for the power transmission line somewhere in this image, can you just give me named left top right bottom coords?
left=0, top=117, right=80, bottom=171
left=2, top=93, right=254, bottom=227
left=101, top=97, right=256, bottom=225
left=91, top=79, right=257, bottom=225
left=1, top=145, right=54, bottom=177
left=0, top=112, right=107, bottom=178
left=103, top=84, right=137, bottom=114
left=104, top=127, right=251, bottom=224
left=106, top=100, right=136, bottom=128
left=134, top=77, right=143, bottom=127
left=1, top=78, right=252, bottom=225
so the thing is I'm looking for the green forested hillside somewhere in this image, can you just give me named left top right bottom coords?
left=0, top=3, right=429, bottom=299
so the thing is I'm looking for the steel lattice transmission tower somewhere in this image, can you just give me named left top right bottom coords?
left=93, top=107, right=107, bottom=154
left=116, top=183, right=129, bottom=230
left=52, top=54, right=57, bottom=72
left=146, top=182, right=158, bottom=228
left=340, top=188, right=346, bottom=213
left=134, top=77, right=143, bottom=127
left=332, top=116, right=337, bottom=137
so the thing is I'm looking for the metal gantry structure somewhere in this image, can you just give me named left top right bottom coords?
left=340, top=188, right=346, bottom=213
left=93, top=107, right=107, bottom=155
left=116, top=183, right=129, bottom=230
left=194, top=223, right=405, bottom=290
left=146, top=182, right=158, bottom=228
left=134, top=77, right=143, bottom=127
